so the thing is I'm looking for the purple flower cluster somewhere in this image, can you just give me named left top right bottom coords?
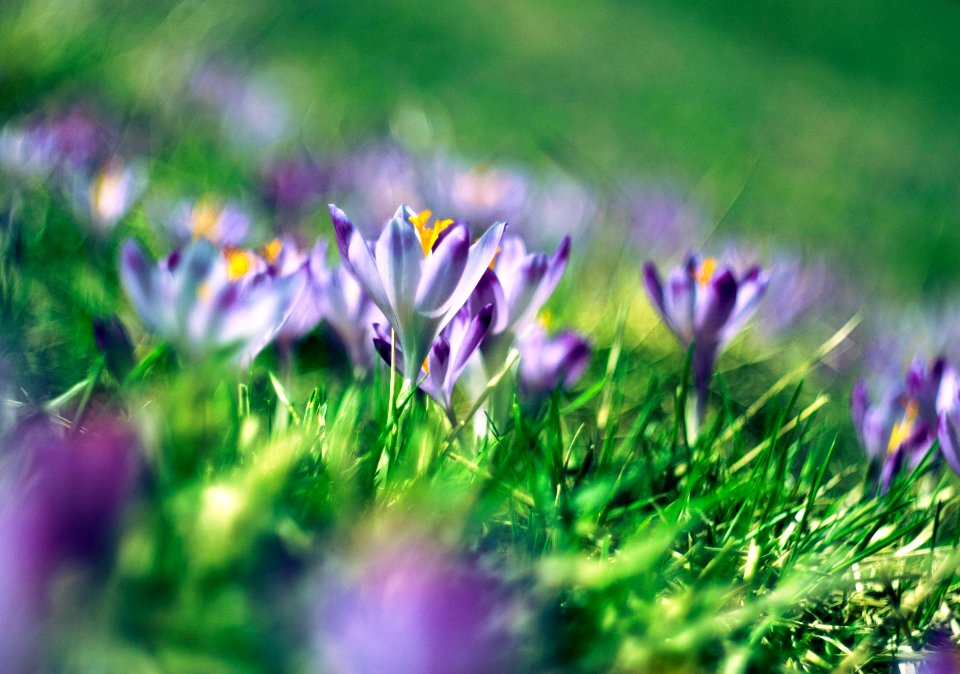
left=0, top=106, right=146, bottom=230
left=331, top=203, right=590, bottom=421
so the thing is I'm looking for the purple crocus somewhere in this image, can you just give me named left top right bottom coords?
left=312, top=533, right=523, bottom=674
left=643, top=253, right=769, bottom=425
left=319, top=260, right=386, bottom=373
left=329, top=203, right=505, bottom=386
left=935, top=365, right=960, bottom=477
left=912, top=629, right=960, bottom=673
left=163, top=196, right=251, bottom=247
left=470, top=235, right=570, bottom=373
left=517, top=326, right=590, bottom=403
left=851, top=355, right=945, bottom=492
left=271, top=238, right=326, bottom=342
left=373, top=303, right=494, bottom=422
left=70, top=157, right=148, bottom=231
left=120, top=238, right=306, bottom=365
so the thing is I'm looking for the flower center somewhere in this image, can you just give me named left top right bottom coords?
left=261, top=238, right=283, bottom=265
left=695, top=257, right=717, bottom=287
left=191, top=197, right=222, bottom=242
left=409, top=208, right=453, bottom=256
left=223, top=248, right=256, bottom=281
left=887, top=399, right=919, bottom=454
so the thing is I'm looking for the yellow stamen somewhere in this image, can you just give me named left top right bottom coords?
left=695, top=257, right=717, bottom=287
left=262, top=238, right=283, bottom=265
left=191, top=197, right=222, bottom=242
left=196, top=282, right=212, bottom=301
left=887, top=399, right=919, bottom=454
left=409, top=208, right=453, bottom=256
left=488, top=245, right=502, bottom=270
left=224, top=248, right=255, bottom=281
left=538, top=309, right=554, bottom=330
left=422, top=355, right=430, bottom=375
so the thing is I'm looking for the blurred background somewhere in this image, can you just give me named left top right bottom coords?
left=4, top=0, right=959, bottom=299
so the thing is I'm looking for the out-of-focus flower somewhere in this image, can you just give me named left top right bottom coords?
left=898, top=629, right=960, bottom=674
left=418, top=156, right=531, bottom=228
left=517, top=326, right=590, bottom=403
left=325, top=144, right=424, bottom=233
left=523, top=172, right=597, bottom=247
left=270, top=238, right=325, bottom=342
left=471, top=235, right=570, bottom=372
left=616, top=183, right=703, bottom=260
left=852, top=355, right=945, bottom=492
left=313, top=533, right=524, bottom=674
left=317, top=260, right=385, bottom=373
left=70, top=157, right=147, bottom=230
left=935, top=365, right=960, bottom=477
left=261, top=156, right=331, bottom=221
left=120, top=238, right=306, bottom=365
left=374, top=304, right=494, bottom=422
left=329, top=204, right=505, bottom=386
left=187, top=62, right=292, bottom=151
left=163, top=196, right=251, bottom=247
left=643, top=253, right=769, bottom=424
left=0, top=416, right=139, bottom=670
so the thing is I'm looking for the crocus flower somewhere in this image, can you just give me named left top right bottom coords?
left=418, top=155, right=531, bottom=228
left=261, top=155, right=331, bottom=220
left=517, top=326, right=590, bottom=403
left=71, top=157, right=148, bottom=230
left=329, top=203, right=505, bottom=386
left=120, top=238, right=306, bottom=365
left=470, top=235, right=570, bottom=372
left=373, top=303, right=494, bottom=422
left=319, top=261, right=386, bottom=373
left=270, top=237, right=325, bottom=342
left=935, top=365, right=960, bottom=476
left=313, top=533, right=523, bottom=674
left=617, top=183, right=704, bottom=259
left=643, top=253, right=769, bottom=424
left=851, top=355, right=945, bottom=492
left=163, top=196, right=251, bottom=247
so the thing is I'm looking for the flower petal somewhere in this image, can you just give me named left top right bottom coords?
left=415, top=223, right=469, bottom=315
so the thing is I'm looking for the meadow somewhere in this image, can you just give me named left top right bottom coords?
left=2, top=1, right=960, bottom=672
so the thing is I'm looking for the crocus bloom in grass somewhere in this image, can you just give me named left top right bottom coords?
left=517, top=326, right=590, bottom=403
left=374, top=303, right=494, bottom=421
left=643, top=253, right=769, bottom=422
left=270, top=237, right=325, bottom=342
left=852, top=355, right=945, bottom=492
left=419, top=155, right=532, bottom=228
left=120, top=238, right=306, bottom=364
left=319, top=261, right=386, bottom=373
left=71, top=157, right=147, bottom=230
left=470, top=235, right=570, bottom=371
left=163, top=196, right=252, bottom=247
left=261, top=155, right=331, bottom=219
left=313, top=534, right=523, bottom=674
left=330, top=203, right=505, bottom=385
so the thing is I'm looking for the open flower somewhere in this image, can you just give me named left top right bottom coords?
left=163, top=196, right=252, bottom=247
left=319, top=262, right=385, bottom=373
left=373, top=303, right=494, bottom=422
left=852, top=355, right=945, bottom=492
left=517, top=326, right=590, bottom=403
left=330, top=204, right=505, bottom=386
left=120, top=238, right=305, bottom=365
left=643, top=253, right=769, bottom=423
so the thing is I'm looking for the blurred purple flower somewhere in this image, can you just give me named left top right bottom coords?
left=935, top=365, right=960, bottom=477
left=261, top=156, right=332, bottom=220
left=517, top=326, right=590, bottom=403
left=271, top=238, right=325, bottom=342
left=120, top=238, right=306, bottom=365
left=70, top=157, right=148, bottom=231
left=329, top=204, right=505, bottom=385
left=643, top=253, right=769, bottom=423
left=852, top=355, right=945, bottom=492
left=374, top=303, right=494, bottom=422
left=0, top=416, right=139, bottom=669
left=912, top=629, right=960, bottom=674
left=162, top=196, right=251, bottom=247
left=313, top=534, right=523, bottom=674
left=617, top=183, right=704, bottom=259
left=187, top=62, right=292, bottom=151
left=417, top=155, right=532, bottom=228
